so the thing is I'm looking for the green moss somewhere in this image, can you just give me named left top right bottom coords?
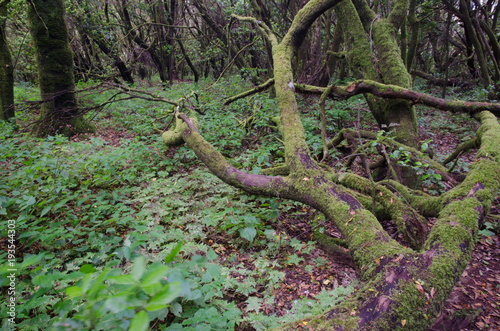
left=336, top=0, right=378, bottom=80
left=389, top=280, right=432, bottom=330
left=28, top=0, right=95, bottom=137
left=372, top=19, right=412, bottom=88
left=162, top=116, right=199, bottom=146
left=0, top=3, right=14, bottom=121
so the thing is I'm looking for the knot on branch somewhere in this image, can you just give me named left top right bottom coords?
left=162, top=113, right=199, bottom=146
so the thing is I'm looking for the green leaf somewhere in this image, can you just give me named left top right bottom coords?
left=108, top=274, right=138, bottom=285
left=170, top=302, right=183, bottom=317
left=251, top=166, right=261, bottom=175
left=132, top=256, right=146, bottom=281
left=20, top=253, right=46, bottom=269
left=141, top=264, right=169, bottom=288
left=104, top=292, right=143, bottom=313
left=32, top=271, right=65, bottom=288
left=80, top=264, right=98, bottom=274
left=164, top=242, right=183, bottom=264
left=245, top=297, right=262, bottom=313
left=65, top=286, right=83, bottom=299
left=53, top=198, right=69, bottom=211
left=26, top=196, right=36, bottom=206
left=206, top=249, right=217, bottom=261
left=145, top=282, right=182, bottom=311
left=40, top=206, right=51, bottom=217
left=129, top=310, right=149, bottom=331
left=239, top=227, right=256, bottom=242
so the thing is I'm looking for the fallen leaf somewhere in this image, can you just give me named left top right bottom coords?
left=401, top=320, right=406, bottom=327
left=416, top=283, right=425, bottom=294
left=346, top=83, right=356, bottom=92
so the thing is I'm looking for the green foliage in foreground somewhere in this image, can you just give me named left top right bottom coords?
left=0, top=79, right=356, bottom=330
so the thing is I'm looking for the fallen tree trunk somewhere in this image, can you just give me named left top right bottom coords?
left=160, top=0, right=500, bottom=329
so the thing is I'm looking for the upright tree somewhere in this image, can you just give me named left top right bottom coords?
left=27, top=0, right=94, bottom=136
left=0, top=0, right=14, bottom=121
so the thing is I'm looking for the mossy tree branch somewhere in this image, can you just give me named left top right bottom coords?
left=295, top=80, right=500, bottom=116
left=160, top=0, right=500, bottom=328
left=223, top=78, right=275, bottom=105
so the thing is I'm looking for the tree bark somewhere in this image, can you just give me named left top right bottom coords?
left=177, top=39, right=199, bottom=82
left=160, top=0, right=500, bottom=329
left=27, top=0, right=95, bottom=136
left=459, top=0, right=492, bottom=87
left=0, top=0, right=14, bottom=121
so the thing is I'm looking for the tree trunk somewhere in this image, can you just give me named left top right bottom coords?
left=177, top=39, right=199, bottom=82
left=405, top=0, right=419, bottom=71
left=87, top=30, right=135, bottom=84
left=460, top=0, right=492, bottom=87
left=191, top=0, right=247, bottom=70
left=337, top=0, right=419, bottom=184
left=27, top=0, right=95, bottom=137
left=161, top=1, right=500, bottom=329
left=0, top=0, right=14, bottom=121
left=118, top=0, right=169, bottom=87
left=158, top=0, right=500, bottom=330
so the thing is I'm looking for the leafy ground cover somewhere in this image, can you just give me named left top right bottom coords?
left=0, top=77, right=499, bottom=330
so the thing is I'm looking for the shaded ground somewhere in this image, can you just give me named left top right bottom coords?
left=68, top=105, right=500, bottom=330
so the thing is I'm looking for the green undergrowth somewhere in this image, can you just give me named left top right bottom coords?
left=3, top=77, right=485, bottom=330
left=0, top=79, right=356, bottom=330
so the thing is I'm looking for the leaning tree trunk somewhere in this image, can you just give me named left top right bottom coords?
left=337, top=0, right=419, bottom=185
left=27, top=0, right=95, bottom=137
left=0, top=0, right=14, bottom=121
left=160, top=0, right=500, bottom=329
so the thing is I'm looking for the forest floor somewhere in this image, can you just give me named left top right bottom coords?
left=84, top=103, right=500, bottom=330
left=4, top=81, right=499, bottom=330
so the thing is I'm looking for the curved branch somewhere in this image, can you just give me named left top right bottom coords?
left=281, top=0, right=342, bottom=49
left=442, top=136, right=480, bottom=165
left=174, top=113, right=287, bottom=196
left=223, top=78, right=275, bottom=105
left=295, top=80, right=500, bottom=116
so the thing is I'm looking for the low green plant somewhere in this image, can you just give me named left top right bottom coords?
left=244, top=283, right=356, bottom=330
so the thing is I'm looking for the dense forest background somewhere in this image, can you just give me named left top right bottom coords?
left=1, top=0, right=500, bottom=330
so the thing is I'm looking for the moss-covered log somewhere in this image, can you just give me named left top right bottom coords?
left=160, top=0, right=500, bottom=329
left=27, top=0, right=95, bottom=136
left=280, top=111, right=500, bottom=330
